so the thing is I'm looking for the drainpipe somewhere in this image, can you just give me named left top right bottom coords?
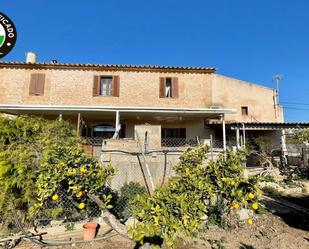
left=236, top=124, right=240, bottom=149
left=112, top=110, right=121, bottom=139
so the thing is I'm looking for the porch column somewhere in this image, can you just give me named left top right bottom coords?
left=222, top=114, right=226, bottom=156
left=112, top=110, right=121, bottom=139
left=236, top=127, right=240, bottom=149
left=281, top=129, right=287, bottom=156
left=241, top=122, right=246, bottom=148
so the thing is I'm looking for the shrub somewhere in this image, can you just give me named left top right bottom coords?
left=128, top=146, right=261, bottom=248
left=262, top=186, right=282, bottom=197
left=113, top=182, right=146, bottom=220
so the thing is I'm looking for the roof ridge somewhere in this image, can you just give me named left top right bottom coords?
left=0, top=61, right=216, bottom=73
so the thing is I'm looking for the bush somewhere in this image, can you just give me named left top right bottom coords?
left=262, top=186, right=282, bottom=197
left=128, top=146, right=261, bottom=248
left=112, top=182, right=146, bottom=220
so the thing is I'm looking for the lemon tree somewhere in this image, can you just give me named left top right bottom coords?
left=0, top=115, right=114, bottom=231
left=128, top=146, right=261, bottom=248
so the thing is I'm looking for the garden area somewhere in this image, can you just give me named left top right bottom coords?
left=0, top=116, right=308, bottom=249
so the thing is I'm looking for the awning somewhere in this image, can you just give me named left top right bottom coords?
left=0, top=104, right=236, bottom=120
left=222, top=122, right=309, bottom=130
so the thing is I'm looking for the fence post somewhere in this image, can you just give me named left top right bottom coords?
left=210, top=134, right=213, bottom=161
left=222, top=114, right=226, bottom=158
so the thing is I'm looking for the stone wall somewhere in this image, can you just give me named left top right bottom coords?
left=0, top=66, right=283, bottom=123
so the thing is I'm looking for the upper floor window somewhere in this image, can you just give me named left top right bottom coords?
left=100, top=76, right=113, bottom=96
left=159, top=77, right=179, bottom=98
left=93, top=75, right=120, bottom=97
left=241, top=106, right=248, bottom=115
left=29, top=73, right=45, bottom=96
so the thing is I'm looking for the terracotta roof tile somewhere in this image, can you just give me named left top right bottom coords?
left=0, top=61, right=216, bottom=73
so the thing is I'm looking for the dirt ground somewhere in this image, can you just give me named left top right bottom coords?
left=13, top=211, right=309, bottom=249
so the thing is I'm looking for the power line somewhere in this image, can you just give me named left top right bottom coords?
left=283, top=106, right=309, bottom=112
left=281, top=101, right=309, bottom=106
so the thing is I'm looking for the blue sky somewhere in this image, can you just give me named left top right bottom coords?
left=1, top=0, right=309, bottom=122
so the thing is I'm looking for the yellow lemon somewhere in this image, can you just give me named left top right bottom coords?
left=230, top=181, right=235, bottom=186
left=247, top=218, right=253, bottom=225
left=52, top=194, right=59, bottom=201
left=78, top=202, right=85, bottom=209
left=232, top=203, right=239, bottom=209
left=80, top=166, right=87, bottom=173
left=76, top=191, right=83, bottom=198
left=185, top=168, right=190, bottom=174
left=252, top=203, right=259, bottom=210
left=247, top=193, right=255, bottom=199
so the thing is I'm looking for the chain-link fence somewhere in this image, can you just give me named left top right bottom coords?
left=1, top=179, right=149, bottom=248
left=161, top=138, right=199, bottom=147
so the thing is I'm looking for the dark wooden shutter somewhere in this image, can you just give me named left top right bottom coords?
left=36, top=74, right=45, bottom=95
left=161, top=128, right=166, bottom=138
left=93, top=76, right=100, bottom=96
left=172, top=77, right=179, bottom=98
left=159, top=77, right=165, bottom=98
left=29, top=74, right=38, bottom=95
left=179, top=128, right=186, bottom=138
left=29, top=73, right=45, bottom=96
left=112, top=76, right=120, bottom=97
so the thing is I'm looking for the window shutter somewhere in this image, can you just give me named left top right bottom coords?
left=112, top=76, right=120, bottom=97
left=159, top=77, right=165, bottom=98
left=93, top=76, right=100, bottom=96
left=36, top=74, right=45, bottom=95
left=29, top=74, right=38, bottom=95
left=172, top=77, right=179, bottom=98
left=161, top=128, right=166, bottom=139
left=179, top=128, right=186, bottom=138
left=29, top=73, right=45, bottom=96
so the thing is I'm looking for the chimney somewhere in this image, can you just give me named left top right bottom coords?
left=26, top=52, right=36, bottom=63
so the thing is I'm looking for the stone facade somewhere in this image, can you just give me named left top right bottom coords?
left=0, top=64, right=283, bottom=123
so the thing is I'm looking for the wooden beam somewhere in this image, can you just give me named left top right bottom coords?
left=77, top=113, right=81, bottom=135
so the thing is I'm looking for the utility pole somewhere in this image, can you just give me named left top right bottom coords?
left=272, top=74, right=283, bottom=105
left=272, top=74, right=283, bottom=118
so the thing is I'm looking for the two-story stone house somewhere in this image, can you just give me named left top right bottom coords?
left=0, top=53, right=286, bottom=157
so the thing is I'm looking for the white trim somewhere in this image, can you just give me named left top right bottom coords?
left=0, top=104, right=236, bottom=114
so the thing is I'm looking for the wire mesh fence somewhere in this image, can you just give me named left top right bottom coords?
left=3, top=183, right=146, bottom=248
left=2, top=140, right=241, bottom=248
left=161, top=138, right=199, bottom=147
